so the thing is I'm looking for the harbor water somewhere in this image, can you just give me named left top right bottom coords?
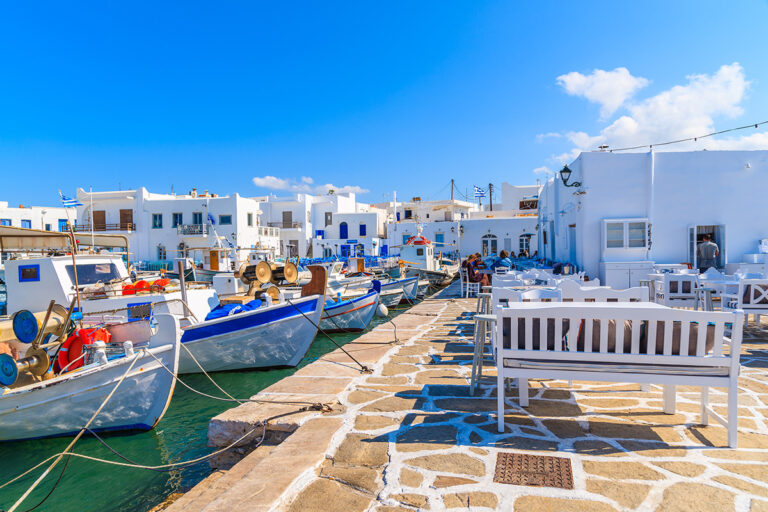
left=0, top=310, right=406, bottom=512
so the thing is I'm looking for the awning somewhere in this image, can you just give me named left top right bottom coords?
left=0, top=226, right=72, bottom=251
left=0, top=226, right=129, bottom=253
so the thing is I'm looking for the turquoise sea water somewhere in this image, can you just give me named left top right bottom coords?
left=0, top=310, right=405, bottom=512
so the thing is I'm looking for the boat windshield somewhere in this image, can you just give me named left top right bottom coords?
left=65, top=263, right=122, bottom=286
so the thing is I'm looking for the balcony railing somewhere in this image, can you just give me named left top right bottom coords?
left=72, top=223, right=135, bottom=232
left=177, top=224, right=209, bottom=235
left=268, top=221, right=302, bottom=229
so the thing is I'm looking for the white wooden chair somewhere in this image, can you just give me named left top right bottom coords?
left=654, top=274, right=699, bottom=308
left=495, top=302, right=745, bottom=447
left=460, top=267, right=480, bottom=298
left=722, top=279, right=768, bottom=325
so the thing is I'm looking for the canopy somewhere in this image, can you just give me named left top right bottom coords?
left=0, top=226, right=130, bottom=258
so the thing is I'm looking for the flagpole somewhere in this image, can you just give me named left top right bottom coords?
left=89, top=187, right=94, bottom=250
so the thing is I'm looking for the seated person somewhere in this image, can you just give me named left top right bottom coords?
left=466, top=254, right=490, bottom=287
left=493, top=250, right=513, bottom=269
left=473, top=252, right=487, bottom=269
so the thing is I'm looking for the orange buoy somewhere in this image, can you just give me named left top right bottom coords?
left=55, top=328, right=112, bottom=372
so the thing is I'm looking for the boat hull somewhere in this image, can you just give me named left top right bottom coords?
left=0, top=328, right=179, bottom=442
left=382, top=276, right=419, bottom=302
left=320, top=292, right=379, bottom=332
left=178, top=295, right=324, bottom=373
left=379, top=290, right=404, bottom=308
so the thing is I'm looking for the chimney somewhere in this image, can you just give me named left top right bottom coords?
left=191, top=188, right=198, bottom=197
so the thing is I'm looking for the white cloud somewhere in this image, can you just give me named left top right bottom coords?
left=252, top=175, right=369, bottom=195
left=252, top=176, right=292, bottom=189
left=557, top=67, right=650, bottom=119
left=546, top=62, right=767, bottom=164
left=532, top=166, right=554, bottom=176
left=536, top=132, right=562, bottom=142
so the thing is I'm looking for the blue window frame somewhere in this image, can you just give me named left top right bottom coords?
left=58, top=219, right=68, bottom=231
left=403, top=235, right=410, bottom=245
left=152, top=213, right=163, bottom=229
left=359, top=224, right=366, bottom=236
left=19, top=264, right=40, bottom=282
left=172, top=213, right=183, bottom=228
left=127, top=302, right=152, bottom=322
left=435, top=233, right=444, bottom=246
left=192, top=212, right=203, bottom=225
left=219, top=214, right=232, bottom=225
left=339, top=222, right=348, bottom=239
left=21, top=220, right=31, bottom=229
left=1, top=219, right=11, bottom=226
left=315, top=229, right=324, bottom=238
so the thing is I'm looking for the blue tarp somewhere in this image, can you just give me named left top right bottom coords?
left=204, top=299, right=263, bottom=321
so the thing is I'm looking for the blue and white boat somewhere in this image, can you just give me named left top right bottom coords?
left=178, top=293, right=324, bottom=374
left=381, top=276, right=419, bottom=303
left=0, top=314, right=181, bottom=441
left=320, top=286, right=380, bottom=333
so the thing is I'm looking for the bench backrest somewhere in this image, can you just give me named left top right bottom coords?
left=733, top=279, right=768, bottom=311
left=495, top=302, right=743, bottom=368
left=558, top=279, right=647, bottom=302
left=492, top=287, right=562, bottom=309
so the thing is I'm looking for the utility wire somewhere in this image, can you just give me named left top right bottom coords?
left=606, top=120, right=768, bottom=152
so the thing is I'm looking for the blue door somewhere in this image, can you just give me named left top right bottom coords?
left=435, top=233, right=444, bottom=247
left=339, top=222, right=348, bottom=239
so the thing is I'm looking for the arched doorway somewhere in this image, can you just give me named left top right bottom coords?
left=481, top=234, right=498, bottom=257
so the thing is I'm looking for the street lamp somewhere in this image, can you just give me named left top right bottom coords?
left=559, top=165, right=581, bottom=188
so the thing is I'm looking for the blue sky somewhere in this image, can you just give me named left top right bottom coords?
left=2, top=1, right=768, bottom=206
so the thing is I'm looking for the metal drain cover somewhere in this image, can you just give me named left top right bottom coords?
left=493, top=453, right=574, bottom=489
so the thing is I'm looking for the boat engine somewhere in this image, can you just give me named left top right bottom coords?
left=0, top=347, right=50, bottom=386
left=236, top=261, right=299, bottom=295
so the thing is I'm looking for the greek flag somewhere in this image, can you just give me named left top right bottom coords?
left=473, top=185, right=485, bottom=198
left=207, top=213, right=216, bottom=225
left=59, top=192, right=83, bottom=207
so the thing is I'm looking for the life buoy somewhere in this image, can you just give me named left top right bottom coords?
left=55, top=328, right=111, bottom=372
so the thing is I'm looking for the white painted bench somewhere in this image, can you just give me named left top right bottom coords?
left=558, top=279, right=648, bottom=302
left=653, top=274, right=699, bottom=308
left=495, top=302, right=744, bottom=447
left=722, top=279, right=768, bottom=325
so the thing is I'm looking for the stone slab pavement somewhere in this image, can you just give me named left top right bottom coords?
left=280, top=286, right=768, bottom=512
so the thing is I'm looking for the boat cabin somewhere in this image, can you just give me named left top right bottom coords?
left=400, top=235, right=437, bottom=271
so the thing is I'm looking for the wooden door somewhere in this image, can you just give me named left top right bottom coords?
left=209, top=251, right=219, bottom=271
left=119, top=209, right=133, bottom=230
left=93, top=210, right=106, bottom=231
left=282, top=210, right=292, bottom=228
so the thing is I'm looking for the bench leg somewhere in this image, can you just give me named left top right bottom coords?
left=497, top=371, right=505, bottom=433
left=470, top=322, right=484, bottom=396
left=727, top=379, right=739, bottom=448
left=519, top=378, right=529, bottom=407
left=700, top=386, right=709, bottom=426
left=663, top=384, right=676, bottom=414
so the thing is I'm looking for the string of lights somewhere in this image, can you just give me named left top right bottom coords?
left=605, top=120, right=768, bottom=152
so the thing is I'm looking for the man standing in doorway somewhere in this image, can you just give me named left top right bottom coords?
left=697, top=234, right=720, bottom=272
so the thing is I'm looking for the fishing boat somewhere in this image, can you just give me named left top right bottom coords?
left=380, top=276, right=419, bottom=303
left=176, top=267, right=327, bottom=374
left=399, top=230, right=458, bottom=287
left=341, top=287, right=403, bottom=308
left=320, top=282, right=380, bottom=333
left=0, top=314, right=181, bottom=441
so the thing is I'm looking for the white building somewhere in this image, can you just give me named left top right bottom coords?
left=0, top=201, right=70, bottom=233
left=74, top=187, right=280, bottom=269
left=310, top=210, right=388, bottom=258
left=373, top=197, right=478, bottom=223
left=385, top=186, right=540, bottom=259
left=256, top=192, right=382, bottom=258
left=537, top=150, right=768, bottom=287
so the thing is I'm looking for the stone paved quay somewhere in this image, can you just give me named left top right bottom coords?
left=162, top=282, right=768, bottom=512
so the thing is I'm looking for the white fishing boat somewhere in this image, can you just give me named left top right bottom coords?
left=320, top=287, right=380, bottom=332
left=177, top=293, right=324, bottom=374
left=324, top=261, right=374, bottom=295
left=0, top=314, right=181, bottom=441
left=381, top=276, right=419, bottom=303
left=398, top=227, right=458, bottom=287
left=341, top=287, right=403, bottom=308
